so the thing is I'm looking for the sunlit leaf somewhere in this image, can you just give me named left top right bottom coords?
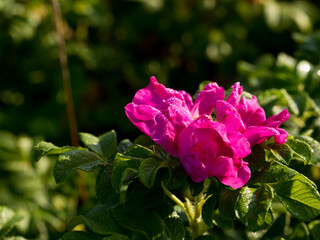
left=54, top=149, right=103, bottom=183
left=272, top=176, right=320, bottom=221
left=32, top=141, right=74, bottom=162
left=287, top=138, right=312, bottom=164
left=297, top=136, right=320, bottom=165
left=163, top=212, right=185, bottom=240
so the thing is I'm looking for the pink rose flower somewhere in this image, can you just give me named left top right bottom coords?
left=125, top=77, right=289, bottom=189
left=225, top=82, right=290, bottom=146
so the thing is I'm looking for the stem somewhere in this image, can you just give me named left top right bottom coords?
left=162, top=181, right=211, bottom=239
left=162, top=183, right=190, bottom=219
left=51, top=0, right=89, bottom=205
left=51, top=0, right=79, bottom=146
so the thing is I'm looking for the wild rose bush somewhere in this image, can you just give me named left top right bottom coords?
left=34, top=78, right=320, bottom=240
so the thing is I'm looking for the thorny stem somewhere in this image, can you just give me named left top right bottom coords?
left=51, top=0, right=79, bottom=146
left=162, top=180, right=211, bottom=239
left=161, top=183, right=190, bottom=220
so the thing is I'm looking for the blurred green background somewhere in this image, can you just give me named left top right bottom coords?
left=2, top=0, right=320, bottom=239
left=2, top=0, right=320, bottom=145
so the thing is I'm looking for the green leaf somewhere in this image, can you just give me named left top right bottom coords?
left=111, top=153, right=141, bottom=192
left=98, top=130, right=117, bottom=159
left=79, top=131, right=117, bottom=159
left=138, top=158, right=166, bottom=188
left=267, top=143, right=293, bottom=165
left=79, top=132, right=99, bottom=146
left=218, top=189, right=239, bottom=220
left=83, top=209, right=124, bottom=235
left=287, top=138, right=312, bottom=164
left=308, top=220, right=320, bottom=240
left=79, top=132, right=101, bottom=155
left=124, top=145, right=156, bottom=159
left=54, top=149, right=103, bottom=183
left=32, top=141, right=74, bottom=162
left=0, top=206, right=23, bottom=238
left=211, top=209, right=234, bottom=229
left=296, top=136, right=320, bottom=165
left=272, top=176, right=320, bottom=221
left=96, top=164, right=119, bottom=205
left=62, top=231, right=103, bottom=240
left=261, top=162, right=299, bottom=184
left=112, top=145, right=158, bottom=191
left=112, top=209, right=163, bottom=240
left=102, top=234, right=129, bottom=240
left=125, top=179, right=164, bottom=209
left=202, top=195, right=218, bottom=227
left=236, top=185, right=274, bottom=232
left=68, top=207, right=124, bottom=236
left=117, top=139, right=134, bottom=154
left=163, top=212, right=185, bottom=240
left=236, top=187, right=256, bottom=223
left=289, top=222, right=310, bottom=240
left=262, top=162, right=317, bottom=188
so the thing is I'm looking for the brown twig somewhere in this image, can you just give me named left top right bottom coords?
left=51, top=0, right=79, bottom=146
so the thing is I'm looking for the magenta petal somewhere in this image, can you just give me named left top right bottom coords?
left=227, top=82, right=243, bottom=107
left=237, top=96, right=266, bottom=127
left=243, top=126, right=280, bottom=146
left=228, top=131, right=251, bottom=158
left=125, top=103, right=160, bottom=136
left=206, top=156, right=233, bottom=178
left=263, top=109, right=290, bottom=128
left=274, top=128, right=289, bottom=145
left=132, top=76, right=187, bottom=108
left=216, top=100, right=245, bottom=133
left=191, top=82, right=225, bottom=117
left=150, top=98, right=193, bottom=156
left=184, top=156, right=208, bottom=183
left=216, top=158, right=251, bottom=189
left=179, top=90, right=193, bottom=111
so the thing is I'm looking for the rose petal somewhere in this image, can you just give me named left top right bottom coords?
left=216, top=100, right=245, bottom=133
left=150, top=98, right=193, bottom=156
left=263, top=109, right=290, bottom=128
left=237, top=96, right=266, bottom=127
left=228, top=131, right=251, bottom=158
left=179, top=90, right=193, bottom=111
left=132, top=76, right=187, bottom=109
left=243, top=126, right=280, bottom=146
left=227, top=82, right=243, bottom=107
left=274, top=128, right=289, bottom=145
left=191, top=82, right=225, bottom=117
left=125, top=103, right=160, bottom=136
left=216, top=158, right=251, bottom=189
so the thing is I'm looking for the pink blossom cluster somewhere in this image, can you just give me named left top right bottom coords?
left=125, top=77, right=289, bottom=189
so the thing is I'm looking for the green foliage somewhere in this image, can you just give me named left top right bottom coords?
left=32, top=126, right=320, bottom=239
left=0, top=132, right=79, bottom=239
left=0, top=206, right=23, bottom=239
